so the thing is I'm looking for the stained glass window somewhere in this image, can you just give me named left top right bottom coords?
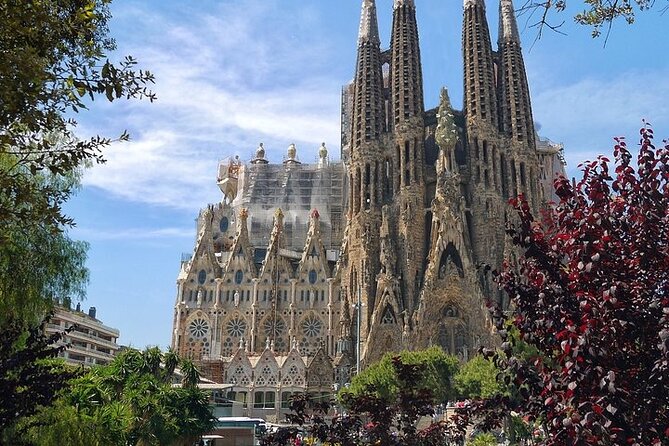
left=188, top=318, right=209, bottom=338
left=226, top=317, right=247, bottom=338
left=302, top=315, right=322, bottom=337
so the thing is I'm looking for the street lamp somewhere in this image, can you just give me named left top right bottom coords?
left=352, top=286, right=364, bottom=376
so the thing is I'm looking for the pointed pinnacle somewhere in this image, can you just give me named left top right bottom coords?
left=499, top=0, right=520, bottom=42
left=394, top=0, right=415, bottom=8
left=464, top=0, right=486, bottom=10
left=358, top=0, right=380, bottom=45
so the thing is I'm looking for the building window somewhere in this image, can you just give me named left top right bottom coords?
left=198, top=270, right=207, bottom=285
left=254, top=391, right=276, bottom=409
left=235, top=270, right=244, bottom=284
left=281, top=391, right=294, bottom=409
left=226, top=317, right=247, bottom=338
left=220, top=216, right=229, bottom=232
left=308, top=270, right=318, bottom=284
left=188, top=318, right=209, bottom=338
left=302, top=315, right=323, bottom=338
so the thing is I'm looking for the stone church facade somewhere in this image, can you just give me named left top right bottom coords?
left=171, top=0, right=565, bottom=404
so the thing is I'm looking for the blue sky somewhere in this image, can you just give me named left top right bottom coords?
left=65, top=0, right=669, bottom=349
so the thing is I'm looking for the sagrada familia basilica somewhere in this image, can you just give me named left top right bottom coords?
left=171, top=0, right=565, bottom=417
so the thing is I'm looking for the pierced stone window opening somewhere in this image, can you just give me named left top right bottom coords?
left=188, top=318, right=209, bottom=338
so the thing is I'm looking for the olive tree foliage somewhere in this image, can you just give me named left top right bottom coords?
left=463, top=125, right=669, bottom=445
left=0, top=0, right=155, bottom=231
left=1, top=1, right=156, bottom=439
left=339, top=347, right=460, bottom=405
left=0, top=166, right=89, bottom=325
left=519, top=0, right=668, bottom=39
left=0, top=0, right=154, bottom=324
left=453, top=355, right=503, bottom=400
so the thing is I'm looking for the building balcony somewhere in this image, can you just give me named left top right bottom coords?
left=67, top=329, right=120, bottom=351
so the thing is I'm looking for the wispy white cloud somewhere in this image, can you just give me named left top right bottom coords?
left=82, top=0, right=669, bottom=209
left=532, top=68, right=669, bottom=171
left=73, top=225, right=194, bottom=241
left=81, top=0, right=343, bottom=211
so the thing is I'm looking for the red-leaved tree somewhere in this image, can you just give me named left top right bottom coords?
left=473, top=125, right=669, bottom=445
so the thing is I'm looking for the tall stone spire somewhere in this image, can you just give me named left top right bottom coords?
left=342, top=0, right=386, bottom=368
left=498, top=0, right=535, bottom=150
left=390, top=0, right=426, bottom=314
left=351, top=0, right=384, bottom=154
left=391, top=0, right=424, bottom=127
left=462, top=0, right=498, bottom=129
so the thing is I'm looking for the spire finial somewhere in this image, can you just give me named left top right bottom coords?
left=394, top=0, right=415, bottom=8
left=499, top=0, right=520, bottom=42
left=464, top=0, right=485, bottom=9
left=358, top=0, right=380, bottom=45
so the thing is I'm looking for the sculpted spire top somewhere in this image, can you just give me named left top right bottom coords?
left=463, top=0, right=486, bottom=10
left=393, top=0, right=415, bottom=8
left=499, top=0, right=520, bottom=42
left=358, top=0, right=380, bottom=45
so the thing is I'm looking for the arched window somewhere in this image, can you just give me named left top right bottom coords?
left=234, top=270, right=244, bottom=284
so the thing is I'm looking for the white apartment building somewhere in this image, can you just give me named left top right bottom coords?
left=46, top=305, right=121, bottom=367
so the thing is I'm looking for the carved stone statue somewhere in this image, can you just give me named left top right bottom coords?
left=435, top=87, right=458, bottom=176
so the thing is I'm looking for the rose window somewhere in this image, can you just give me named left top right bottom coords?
left=263, top=317, right=286, bottom=338
left=226, top=317, right=247, bottom=338
left=301, top=315, right=323, bottom=338
left=188, top=318, right=209, bottom=338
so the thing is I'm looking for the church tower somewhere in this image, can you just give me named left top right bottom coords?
left=390, top=0, right=427, bottom=316
left=342, top=0, right=386, bottom=357
left=498, top=0, right=539, bottom=208
left=463, top=0, right=498, bottom=130
left=462, top=0, right=505, bottom=277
